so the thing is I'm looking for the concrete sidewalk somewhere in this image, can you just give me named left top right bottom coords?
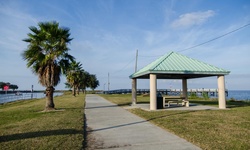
left=85, top=94, right=201, bottom=150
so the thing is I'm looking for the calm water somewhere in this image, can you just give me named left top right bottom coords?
left=0, top=92, right=63, bottom=104
left=227, top=90, right=250, bottom=101
left=0, top=90, right=249, bottom=104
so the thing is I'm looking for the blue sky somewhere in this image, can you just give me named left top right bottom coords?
left=0, top=0, right=249, bottom=91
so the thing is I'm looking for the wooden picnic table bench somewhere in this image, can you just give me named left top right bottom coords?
left=162, top=95, right=189, bottom=107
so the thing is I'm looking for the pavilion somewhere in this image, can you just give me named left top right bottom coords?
left=129, top=51, right=230, bottom=110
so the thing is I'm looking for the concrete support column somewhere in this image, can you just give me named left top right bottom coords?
left=182, top=78, right=189, bottom=107
left=218, top=75, right=226, bottom=109
left=182, top=78, right=188, bottom=100
left=150, top=74, right=157, bottom=110
left=131, top=78, right=137, bottom=105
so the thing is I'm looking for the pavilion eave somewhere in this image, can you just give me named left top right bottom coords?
left=130, top=71, right=229, bottom=79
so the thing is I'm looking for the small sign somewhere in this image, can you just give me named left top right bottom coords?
left=4, top=85, right=9, bottom=91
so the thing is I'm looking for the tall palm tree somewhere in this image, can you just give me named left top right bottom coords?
left=22, top=21, right=74, bottom=110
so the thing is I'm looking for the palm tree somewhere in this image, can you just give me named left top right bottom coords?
left=22, top=21, right=74, bottom=110
left=88, top=74, right=99, bottom=92
left=79, top=71, right=90, bottom=94
left=64, top=82, right=72, bottom=90
left=66, top=61, right=83, bottom=96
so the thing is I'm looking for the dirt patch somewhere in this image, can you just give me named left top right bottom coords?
left=39, top=109, right=65, bottom=113
left=84, top=127, right=104, bottom=150
left=84, top=127, right=132, bottom=149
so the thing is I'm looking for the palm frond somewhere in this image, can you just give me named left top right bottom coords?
left=22, top=21, right=73, bottom=88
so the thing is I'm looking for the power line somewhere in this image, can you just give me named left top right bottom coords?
left=177, top=23, right=250, bottom=52
left=135, top=23, right=250, bottom=57
left=107, top=23, right=250, bottom=77
left=138, top=54, right=163, bottom=57
left=112, top=57, right=136, bottom=75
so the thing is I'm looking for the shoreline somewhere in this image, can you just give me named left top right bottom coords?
left=0, top=92, right=63, bottom=104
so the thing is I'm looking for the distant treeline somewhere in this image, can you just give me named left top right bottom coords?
left=0, top=82, right=18, bottom=91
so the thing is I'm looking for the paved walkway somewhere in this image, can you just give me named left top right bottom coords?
left=85, top=94, right=201, bottom=150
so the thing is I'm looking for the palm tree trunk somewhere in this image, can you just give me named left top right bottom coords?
left=73, top=86, right=76, bottom=96
left=77, top=87, right=80, bottom=95
left=45, top=86, right=55, bottom=110
left=82, top=86, right=86, bottom=94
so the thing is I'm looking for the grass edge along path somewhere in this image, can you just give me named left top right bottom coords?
left=99, top=94, right=250, bottom=150
left=0, top=93, right=85, bottom=150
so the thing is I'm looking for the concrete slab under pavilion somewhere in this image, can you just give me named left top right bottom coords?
left=124, top=103, right=220, bottom=111
left=129, top=51, right=230, bottom=110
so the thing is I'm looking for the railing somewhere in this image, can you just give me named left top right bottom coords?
left=0, top=93, right=45, bottom=104
left=102, top=88, right=228, bottom=97
left=0, top=92, right=62, bottom=104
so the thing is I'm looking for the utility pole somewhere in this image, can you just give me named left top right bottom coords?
left=135, top=49, right=138, bottom=72
left=103, top=83, right=106, bottom=94
left=132, top=49, right=138, bottom=105
left=31, top=85, right=34, bottom=99
left=108, top=72, right=110, bottom=93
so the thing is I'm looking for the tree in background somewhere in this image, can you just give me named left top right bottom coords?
left=22, top=21, right=74, bottom=111
left=88, top=74, right=99, bottom=92
left=64, top=82, right=71, bottom=90
left=0, top=82, right=7, bottom=90
left=0, top=82, right=17, bottom=91
left=9, top=84, right=18, bottom=91
left=66, top=61, right=84, bottom=96
left=78, top=71, right=90, bottom=94
left=65, top=68, right=100, bottom=94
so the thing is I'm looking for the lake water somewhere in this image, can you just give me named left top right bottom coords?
left=0, top=90, right=249, bottom=104
left=227, top=90, right=250, bottom=101
left=0, top=92, right=63, bottom=104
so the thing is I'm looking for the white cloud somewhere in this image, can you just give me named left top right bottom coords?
left=171, top=10, right=215, bottom=28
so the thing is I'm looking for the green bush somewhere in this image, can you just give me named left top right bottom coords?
left=189, top=92, right=198, bottom=99
left=202, top=92, right=209, bottom=100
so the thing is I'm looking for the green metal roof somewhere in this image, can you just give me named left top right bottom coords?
left=129, top=51, right=230, bottom=79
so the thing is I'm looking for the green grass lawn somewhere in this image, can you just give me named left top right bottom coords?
left=0, top=93, right=85, bottom=150
left=99, top=94, right=250, bottom=150
left=100, top=93, right=150, bottom=106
